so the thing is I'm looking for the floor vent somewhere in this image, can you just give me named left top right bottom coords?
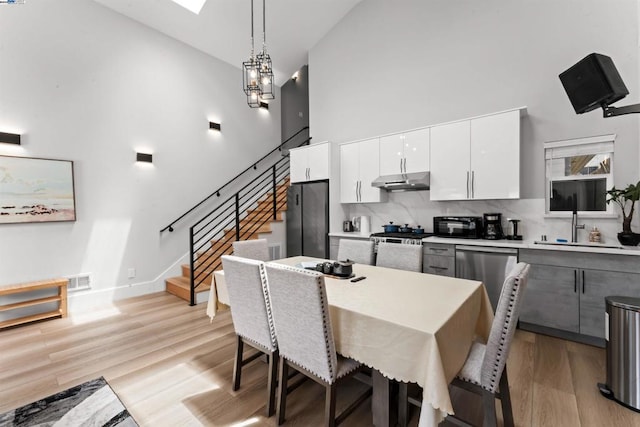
left=66, top=274, right=92, bottom=292
left=269, top=244, right=281, bottom=261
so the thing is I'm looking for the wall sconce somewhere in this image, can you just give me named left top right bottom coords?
left=291, top=71, right=299, bottom=81
left=209, top=121, right=221, bottom=131
left=259, top=101, right=269, bottom=110
left=0, top=131, right=21, bottom=145
left=136, top=152, right=153, bottom=163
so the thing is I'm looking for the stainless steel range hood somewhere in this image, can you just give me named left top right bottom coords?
left=371, top=171, right=430, bottom=192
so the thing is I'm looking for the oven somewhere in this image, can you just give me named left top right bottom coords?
left=369, top=232, right=432, bottom=252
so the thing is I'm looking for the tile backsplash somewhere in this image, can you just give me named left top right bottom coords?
left=345, top=191, right=630, bottom=245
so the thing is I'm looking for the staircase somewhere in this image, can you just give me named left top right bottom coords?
left=160, top=127, right=309, bottom=305
left=165, top=179, right=289, bottom=303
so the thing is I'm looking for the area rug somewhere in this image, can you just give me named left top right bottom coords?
left=0, top=377, right=137, bottom=427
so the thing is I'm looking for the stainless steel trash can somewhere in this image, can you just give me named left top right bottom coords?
left=599, top=296, right=640, bottom=412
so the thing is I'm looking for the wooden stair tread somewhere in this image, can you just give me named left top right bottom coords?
left=166, top=276, right=209, bottom=290
left=165, top=276, right=211, bottom=303
left=173, top=178, right=290, bottom=304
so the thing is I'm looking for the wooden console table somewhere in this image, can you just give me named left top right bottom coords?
left=0, top=278, right=69, bottom=329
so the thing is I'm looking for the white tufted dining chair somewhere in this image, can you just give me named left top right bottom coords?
left=264, top=263, right=372, bottom=426
left=398, top=262, right=531, bottom=427
left=336, top=239, right=375, bottom=265
left=232, top=238, right=270, bottom=261
left=221, top=255, right=278, bottom=417
left=375, top=242, right=423, bottom=272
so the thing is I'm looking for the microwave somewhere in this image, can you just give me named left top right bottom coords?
left=433, top=216, right=483, bottom=239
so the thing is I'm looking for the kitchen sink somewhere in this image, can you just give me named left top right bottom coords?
left=533, top=241, right=625, bottom=250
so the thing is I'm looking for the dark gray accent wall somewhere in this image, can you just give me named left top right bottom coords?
left=281, top=65, right=310, bottom=149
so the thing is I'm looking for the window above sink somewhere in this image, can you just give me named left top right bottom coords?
left=545, top=134, right=615, bottom=215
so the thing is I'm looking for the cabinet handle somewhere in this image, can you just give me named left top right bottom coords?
left=429, top=266, right=447, bottom=270
left=355, top=181, right=359, bottom=201
left=582, top=270, right=585, bottom=293
left=574, top=270, right=577, bottom=293
left=358, top=180, right=361, bottom=201
left=466, top=171, right=470, bottom=198
left=400, top=158, right=403, bottom=173
left=429, top=248, right=447, bottom=253
left=403, top=158, right=407, bottom=173
left=471, top=170, right=475, bottom=198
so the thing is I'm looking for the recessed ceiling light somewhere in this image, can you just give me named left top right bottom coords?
left=170, top=0, right=207, bottom=15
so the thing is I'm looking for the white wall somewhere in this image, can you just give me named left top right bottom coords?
left=0, top=0, right=281, bottom=307
left=310, top=0, right=640, bottom=237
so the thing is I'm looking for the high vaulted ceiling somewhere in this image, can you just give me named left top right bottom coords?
left=93, top=0, right=362, bottom=86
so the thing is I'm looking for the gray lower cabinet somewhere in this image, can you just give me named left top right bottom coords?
left=520, top=249, right=640, bottom=341
left=580, top=269, right=640, bottom=338
left=423, top=243, right=455, bottom=276
left=519, top=264, right=580, bottom=332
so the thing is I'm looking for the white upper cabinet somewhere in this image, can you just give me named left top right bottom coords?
left=340, top=142, right=360, bottom=203
left=289, top=141, right=330, bottom=183
left=340, top=138, right=385, bottom=203
left=379, top=128, right=430, bottom=175
left=430, top=121, right=471, bottom=200
left=430, top=108, right=524, bottom=201
left=470, top=110, right=520, bottom=199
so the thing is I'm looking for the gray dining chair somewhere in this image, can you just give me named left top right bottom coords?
left=233, top=238, right=270, bottom=261
left=398, top=262, right=531, bottom=427
left=375, top=242, right=423, bottom=272
left=264, top=263, right=372, bottom=426
left=221, top=255, right=278, bottom=417
left=336, top=239, right=375, bottom=265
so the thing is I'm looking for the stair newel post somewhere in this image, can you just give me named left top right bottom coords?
left=272, top=165, right=277, bottom=220
left=235, top=193, right=241, bottom=241
left=189, top=227, right=196, bottom=306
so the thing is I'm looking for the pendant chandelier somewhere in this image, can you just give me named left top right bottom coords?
left=242, top=0, right=274, bottom=107
left=256, top=0, right=274, bottom=100
left=242, top=0, right=261, bottom=108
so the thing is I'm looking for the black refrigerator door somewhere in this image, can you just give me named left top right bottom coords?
left=301, top=181, right=329, bottom=258
left=286, top=185, right=303, bottom=257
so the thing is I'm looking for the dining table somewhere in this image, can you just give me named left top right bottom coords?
left=207, top=256, right=494, bottom=427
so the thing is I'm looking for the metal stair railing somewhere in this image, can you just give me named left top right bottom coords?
left=160, top=126, right=309, bottom=233
left=167, top=127, right=311, bottom=305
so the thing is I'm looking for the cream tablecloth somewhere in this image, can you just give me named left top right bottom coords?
left=206, top=270, right=229, bottom=320
left=209, top=256, right=493, bottom=427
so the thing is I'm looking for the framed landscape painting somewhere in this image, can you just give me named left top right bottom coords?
left=0, top=155, right=76, bottom=224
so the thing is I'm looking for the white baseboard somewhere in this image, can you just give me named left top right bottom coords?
left=67, top=280, right=166, bottom=314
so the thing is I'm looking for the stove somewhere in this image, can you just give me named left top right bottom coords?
left=370, top=231, right=434, bottom=251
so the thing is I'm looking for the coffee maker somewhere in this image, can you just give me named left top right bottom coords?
left=483, top=213, right=504, bottom=240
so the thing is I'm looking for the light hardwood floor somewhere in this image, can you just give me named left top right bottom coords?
left=1, top=292, right=639, bottom=426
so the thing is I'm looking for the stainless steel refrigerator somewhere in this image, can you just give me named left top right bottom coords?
left=286, top=181, right=329, bottom=258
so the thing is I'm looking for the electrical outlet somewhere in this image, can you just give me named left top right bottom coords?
left=127, top=268, right=136, bottom=279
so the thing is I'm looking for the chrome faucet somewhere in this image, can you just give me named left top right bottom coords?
left=571, top=209, right=585, bottom=243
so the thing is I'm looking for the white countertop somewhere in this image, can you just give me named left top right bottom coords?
left=423, top=236, right=640, bottom=256
left=329, top=232, right=640, bottom=255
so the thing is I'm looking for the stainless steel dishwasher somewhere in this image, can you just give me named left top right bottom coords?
left=455, top=245, right=518, bottom=311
